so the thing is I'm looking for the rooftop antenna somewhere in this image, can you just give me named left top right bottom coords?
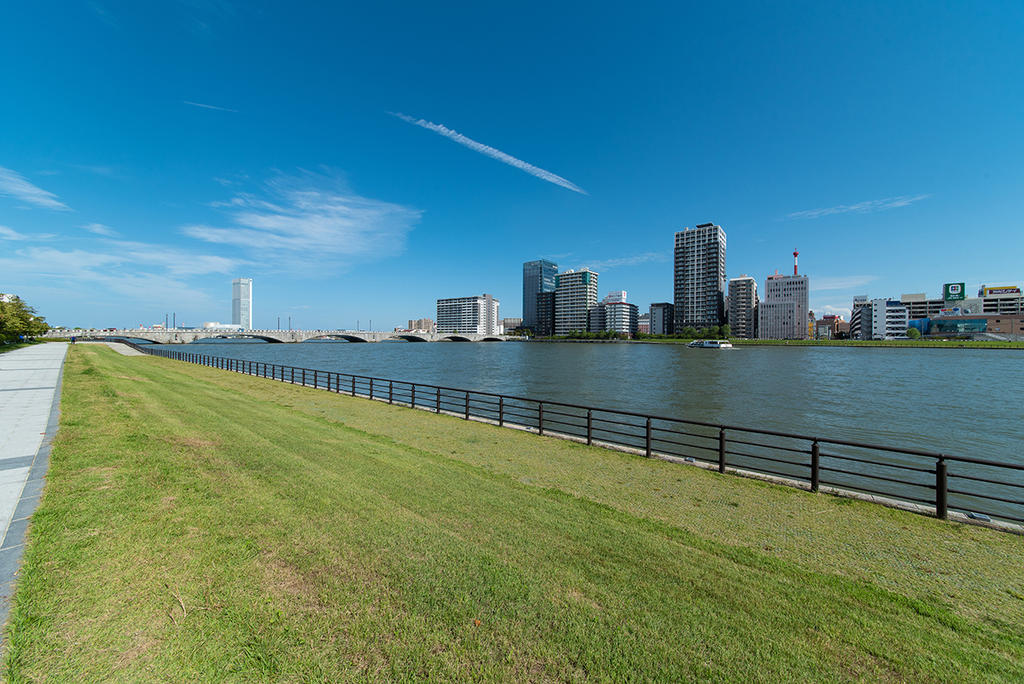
left=793, top=248, right=799, bottom=276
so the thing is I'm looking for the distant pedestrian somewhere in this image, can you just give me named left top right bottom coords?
left=70, top=336, right=76, bottom=345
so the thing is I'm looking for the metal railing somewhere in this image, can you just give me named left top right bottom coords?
left=123, top=342, right=1024, bottom=528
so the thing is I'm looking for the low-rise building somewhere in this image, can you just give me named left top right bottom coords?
left=589, top=291, right=639, bottom=336
left=407, top=318, right=436, bottom=333
left=637, top=313, right=651, bottom=334
left=501, top=317, right=523, bottom=334
left=851, top=299, right=908, bottom=340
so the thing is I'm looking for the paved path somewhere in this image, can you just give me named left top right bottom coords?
left=0, top=343, right=68, bottom=633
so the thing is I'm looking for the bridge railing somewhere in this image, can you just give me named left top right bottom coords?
left=126, top=342, right=1024, bottom=529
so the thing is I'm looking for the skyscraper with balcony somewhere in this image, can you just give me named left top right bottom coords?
left=554, top=268, right=598, bottom=335
left=674, top=223, right=726, bottom=330
left=728, top=275, right=758, bottom=338
left=522, top=259, right=558, bottom=331
left=231, top=278, right=253, bottom=330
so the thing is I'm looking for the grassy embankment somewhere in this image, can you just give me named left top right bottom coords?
left=5, top=344, right=1024, bottom=680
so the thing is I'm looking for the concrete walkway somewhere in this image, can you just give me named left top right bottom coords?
left=0, top=342, right=68, bottom=633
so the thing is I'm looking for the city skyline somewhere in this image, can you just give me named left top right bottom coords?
left=2, top=3, right=1023, bottom=329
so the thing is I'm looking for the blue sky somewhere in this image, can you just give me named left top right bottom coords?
left=2, top=1, right=1022, bottom=329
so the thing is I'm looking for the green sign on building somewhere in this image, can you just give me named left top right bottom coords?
left=943, top=282, right=966, bottom=301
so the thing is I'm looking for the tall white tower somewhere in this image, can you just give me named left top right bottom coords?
left=232, top=278, right=253, bottom=330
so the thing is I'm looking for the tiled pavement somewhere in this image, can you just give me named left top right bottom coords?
left=0, top=342, right=68, bottom=635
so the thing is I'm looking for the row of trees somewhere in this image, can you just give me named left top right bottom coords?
left=635, top=324, right=731, bottom=340
left=0, top=295, right=49, bottom=344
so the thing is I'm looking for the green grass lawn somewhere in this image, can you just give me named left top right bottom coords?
left=5, top=345, right=1023, bottom=681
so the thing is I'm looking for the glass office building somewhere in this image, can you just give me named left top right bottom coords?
left=522, top=260, right=558, bottom=331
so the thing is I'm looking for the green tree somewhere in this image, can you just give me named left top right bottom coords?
left=0, top=295, right=49, bottom=343
left=681, top=326, right=698, bottom=338
left=906, top=327, right=921, bottom=339
left=720, top=323, right=731, bottom=338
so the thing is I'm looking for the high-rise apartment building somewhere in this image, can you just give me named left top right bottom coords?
left=649, top=302, right=674, bottom=335
left=674, top=223, right=726, bottom=330
left=535, top=291, right=556, bottom=336
left=231, top=278, right=253, bottom=330
left=522, top=259, right=558, bottom=331
left=554, top=268, right=598, bottom=335
left=758, top=273, right=809, bottom=339
left=436, top=295, right=500, bottom=334
left=727, top=275, right=758, bottom=338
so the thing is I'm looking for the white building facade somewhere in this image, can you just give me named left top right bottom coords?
left=232, top=278, right=253, bottom=330
left=555, top=269, right=598, bottom=335
left=758, top=274, right=809, bottom=339
left=436, top=295, right=500, bottom=334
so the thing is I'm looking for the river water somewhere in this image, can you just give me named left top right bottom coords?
left=152, top=339, right=1024, bottom=467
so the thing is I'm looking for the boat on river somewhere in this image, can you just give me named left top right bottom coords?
left=687, top=339, right=733, bottom=349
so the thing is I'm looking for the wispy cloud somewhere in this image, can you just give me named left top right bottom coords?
left=390, top=112, right=587, bottom=195
left=578, top=252, right=668, bottom=271
left=81, top=222, right=118, bottom=237
left=0, top=166, right=71, bottom=211
left=0, top=226, right=29, bottom=240
left=0, top=242, right=241, bottom=318
left=184, top=100, right=238, bottom=113
left=810, top=275, right=878, bottom=291
left=786, top=194, right=929, bottom=220
left=183, top=170, right=422, bottom=270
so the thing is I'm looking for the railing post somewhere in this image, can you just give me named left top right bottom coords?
left=436, top=387, right=441, bottom=413
left=718, top=427, right=726, bottom=473
left=936, top=457, right=948, bottom=520
left=811, top=440, right=820, bottom=492
left=302, top=369, right=306, bottom=386
left=369, top=378, right=374, bottom=400
left=389, top=380, right=393, bottom=404
left=645, top=417, right=652, bottom=458
left=538, top=402, right=544, bottom=435
left=464, top=391, right=470, bottom=419
left=351, top=376, right=355, bottom=395
left=498, top=396, right=504, bottom=426
left=314, top=370, right=317, bottom=388
left=291, top=368, right=295, bottom=384
left=411, top=384, right=416, bottom=408
left=587, top=410, right=593, bottom=445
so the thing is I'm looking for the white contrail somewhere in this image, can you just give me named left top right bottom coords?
left=184, top=100, right=238, bottom=113
left=390, top=112, right=587, bottom=195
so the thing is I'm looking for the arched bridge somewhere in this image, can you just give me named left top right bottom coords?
left=53, top=329, right=512, bottom=344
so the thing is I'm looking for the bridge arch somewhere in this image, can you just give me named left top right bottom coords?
left=481, top=337, right=503, bottom=342
left=442, top=335, right=472, bottom=342
left=384, top=334, right=428, bottom=343
left=303, top=334, right=370, bottom=343
left=197, top=334, right=283, bottom=343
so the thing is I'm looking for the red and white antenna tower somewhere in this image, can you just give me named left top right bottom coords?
left=793, top=248, right=799, bottom=276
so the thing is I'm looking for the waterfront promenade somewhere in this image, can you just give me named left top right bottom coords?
left=0, top=343, right=67, bottom=632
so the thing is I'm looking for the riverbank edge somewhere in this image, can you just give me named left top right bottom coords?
left=523, top=338, right=1024, bottom=349
left=144, top=344, right=1021, bottom=535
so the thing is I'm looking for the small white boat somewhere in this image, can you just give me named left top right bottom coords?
left=687, top=339, right=733, bottom=349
